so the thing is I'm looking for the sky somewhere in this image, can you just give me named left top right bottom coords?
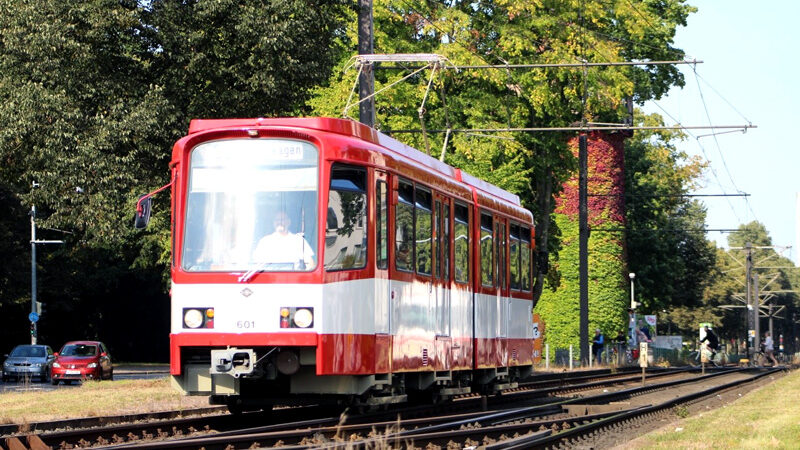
left=642, top=1, right=800, bottom=263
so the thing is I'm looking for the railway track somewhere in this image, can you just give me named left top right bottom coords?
left=3, top=366, right=783, bottom=449
left=0, top=366, right=678, bottom=448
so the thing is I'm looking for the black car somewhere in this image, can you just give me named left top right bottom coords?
left=2, top=344, right=55, bottom=382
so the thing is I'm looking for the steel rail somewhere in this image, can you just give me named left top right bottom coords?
left=11, top=367, right=720, bottom=449
left=517, top=367, right=785, bottom=449
left=123, top=368, right=744, bottom=449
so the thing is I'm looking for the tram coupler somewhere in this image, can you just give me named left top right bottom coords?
left=211, top=348, right=255, bottom=378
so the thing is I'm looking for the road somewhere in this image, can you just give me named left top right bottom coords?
left=0, top=364, right=169, bottom=393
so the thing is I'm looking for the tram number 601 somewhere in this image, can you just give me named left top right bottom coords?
left=237, top=320, right=255, bottom=329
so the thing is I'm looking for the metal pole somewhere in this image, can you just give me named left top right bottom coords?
left=630, top=278, right=635, bottom=309
left=769, top=303, right=774, bottom=339
left=579, top=134, right=589, bottom=367
left=569, top=345, right=574, bottom=370
left=545, top=344, right=549, bottom=370
left=357, top=0, right=375, bottom=127
left=745, top=243, right=753, bottom=356
left=30, top=205, right=37, bottom=345
left=754, top=273, right=761, bottom=352
left=377, top=59, right=705, bottom=70
left=385, top=124, right=757, bottom=134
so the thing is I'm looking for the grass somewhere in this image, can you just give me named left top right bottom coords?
left=624, top=369, right=800, bottom=449
left=0, top=377, right=208, bottom=424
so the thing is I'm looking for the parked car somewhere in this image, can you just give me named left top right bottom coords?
left=51, top=341, right=113, bottom=384
left=2, top=344, right=55, bottom=382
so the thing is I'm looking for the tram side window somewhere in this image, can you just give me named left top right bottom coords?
left=509, top=224, right=520, bottom=290
left=324, top=164, right=367, bottom=271
left=480, top=212, right=493, bottom=287
left=376, top=180, right=388, bottom=269
left=442, top=202, right=450, bottom=281
left=395, top=180, right=415, bottom=272
left=520, top=226, right=532, bottom=291
left=435, top=201, right=442, bottom=279
left=454, top=203, right=470, bottom=284
left=495, top=219, right=506, bottom=289
left=415, top=187, right=432, bottom=275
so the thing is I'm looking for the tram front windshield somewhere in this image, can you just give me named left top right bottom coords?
left=181, top=139, right=319, bottom=272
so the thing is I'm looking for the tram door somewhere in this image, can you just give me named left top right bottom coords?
left=495, top=216, right=509, bottom=366
left=374, top=171, right=391, bottom=373
left=433, top=195, right=452, bottom=370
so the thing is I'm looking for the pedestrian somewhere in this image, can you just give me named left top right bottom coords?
left=764, top=332, right=779, bottom=366
left=637, top=320, right=652, bottom=343
left=592, top=329, right=605, bottom=364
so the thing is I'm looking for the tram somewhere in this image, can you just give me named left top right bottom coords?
left=135, top=117, right=538, bottom=411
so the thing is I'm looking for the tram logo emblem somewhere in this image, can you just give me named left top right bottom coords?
left=240, top=288, right=253, bottom=298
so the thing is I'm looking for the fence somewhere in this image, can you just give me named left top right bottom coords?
left=535, top=343, right=745, bottom=370
left=535, top=342, right=800, bottom=371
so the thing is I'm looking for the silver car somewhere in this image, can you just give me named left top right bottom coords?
left=2, top=344, right=55, bottom=382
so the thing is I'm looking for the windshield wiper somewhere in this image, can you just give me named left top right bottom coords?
left=238, top=261, right=303, bottom=283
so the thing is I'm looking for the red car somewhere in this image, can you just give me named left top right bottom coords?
left=50, top=341, right=113, bottom=384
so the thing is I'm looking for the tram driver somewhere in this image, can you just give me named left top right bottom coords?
left=253, top=211, right=315, bottom=270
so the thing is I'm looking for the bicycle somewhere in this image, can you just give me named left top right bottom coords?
left=607, top=343, right=634, bottom=366
left=689, top=343, right=721, bottom=367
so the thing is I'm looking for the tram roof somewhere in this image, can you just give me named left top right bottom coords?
left=187, top=117, right=522, bottom=206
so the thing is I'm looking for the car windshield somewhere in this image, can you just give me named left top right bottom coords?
left=60, top=344, right=97, bottom=357
left=9, top=346, right=45, bottom=358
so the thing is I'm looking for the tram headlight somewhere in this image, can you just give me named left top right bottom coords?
left=292, top=308, right=314, bottom=328
left=183, top=308, right=204, bottom=329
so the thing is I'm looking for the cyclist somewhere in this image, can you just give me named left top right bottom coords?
left=699, top=325, right=720, bottom=363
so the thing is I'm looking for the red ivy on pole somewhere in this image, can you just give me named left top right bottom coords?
left=556, top=131, right=626, bottom=227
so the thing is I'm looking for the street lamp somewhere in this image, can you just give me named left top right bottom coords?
left=629, top=272, right=637, bottom=310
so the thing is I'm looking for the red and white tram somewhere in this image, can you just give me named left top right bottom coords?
left=137, top=117, right=537, bottom=411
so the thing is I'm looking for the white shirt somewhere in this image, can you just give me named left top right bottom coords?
left=765, top=336, right=774, bottom=351
left=253, top=232, right=315, bottom=269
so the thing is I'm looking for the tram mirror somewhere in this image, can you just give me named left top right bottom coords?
left=134, top=195, right=152, bottom=229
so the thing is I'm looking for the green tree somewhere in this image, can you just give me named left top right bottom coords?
left=0, top=0, right=350, bottom=358
left=0, top=0, right=172, bottom=351
left=625, top=112, right=714, bottom=312
left=665, top=222, right=800, bottom=351
left=146, top=0, right=350, bottom=119
left=703, top=222, right=799, bottom=349
left=309, top=0, right=696, bottom=308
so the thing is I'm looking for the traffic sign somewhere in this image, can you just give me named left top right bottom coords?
left=28, top=312, right=39, bottom=323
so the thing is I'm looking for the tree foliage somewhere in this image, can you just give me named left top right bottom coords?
left=309, top=0, right=695, bottom=307
left=0, top=0, right=712, bottom=359
left=0, top=0, right=349, bottom=358
left=625, top=112, right=715, bottom=312
left=535, top=133, right=628, bottom=352
left=689, top=222, right=800, bottom=347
